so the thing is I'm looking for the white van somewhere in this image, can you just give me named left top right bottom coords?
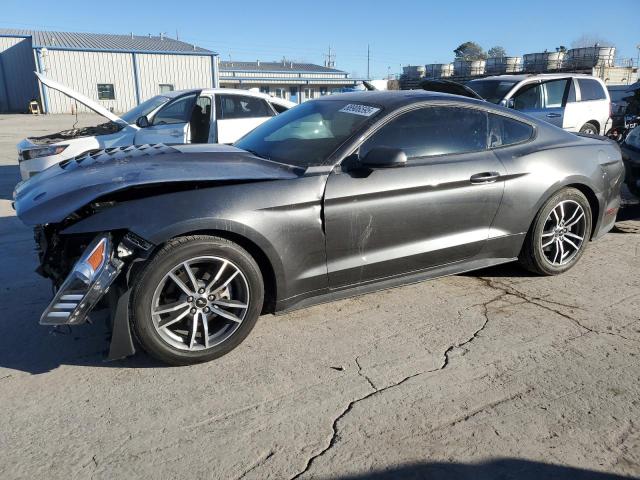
left=466, top=74, right=611, bottom=135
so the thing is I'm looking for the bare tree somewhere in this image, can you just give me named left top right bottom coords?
left=571, top=34, right=615, bottom=48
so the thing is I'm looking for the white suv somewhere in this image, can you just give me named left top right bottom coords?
left=467, top=74, right=611, bottom=135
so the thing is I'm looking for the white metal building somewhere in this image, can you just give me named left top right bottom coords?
left=219, top=61, right=357, bottom=103
left=0, top=29, right=219, bottom=113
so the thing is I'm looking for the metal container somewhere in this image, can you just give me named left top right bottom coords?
left=565, top=47, right=616, bottom=69
left=485, top=56, right=522, bottom=75
left=453, top=59, right=486, bottom=77
left=402, top=65, right=426, bottom=78
left=424, top=63, right=454, bottom=78
left=523, top=51, right=565, bottom=72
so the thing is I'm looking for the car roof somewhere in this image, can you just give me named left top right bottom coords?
left=313, top=89, right=487, bottom=110
left=160, top=88, right=294, bottom=105
left=473, top=73, right=599, bottom=83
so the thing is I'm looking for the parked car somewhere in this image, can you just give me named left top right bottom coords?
left=17, top=73, right=295, bottom=179
left=621, top=125, right=640, bottom=197
left=13, top=91, right=623, bottom=365
left=453, top=74, right=611, bottom=135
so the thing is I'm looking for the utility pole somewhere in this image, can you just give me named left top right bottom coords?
left=367, top=44, right=370, bottom=80
left=323, top=46, right=336, bottom=68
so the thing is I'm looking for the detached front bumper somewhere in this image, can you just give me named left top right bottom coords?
left=40, top=235, right=124, bottom=325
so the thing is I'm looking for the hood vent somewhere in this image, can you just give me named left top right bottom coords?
left=61, top=144, right=178, bottom=170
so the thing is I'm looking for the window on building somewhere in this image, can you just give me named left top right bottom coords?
left=216, top=95, right=274, bottom=119
left=577, top=78, right=606, bottom=101
left=360, top=106, right=488, bottom=160
left=320, top=87, right=328, bottom=96
left=97, top=84, right=115, bottom=100
left=260, top=86, right=270, bottom=95
left=159, top=84, right=174, bottom=93
left=274, top=88, right=286, bottom=99
left=488, top=114, right=534, bottom=148
left=303, top=88, right=314, bottom=101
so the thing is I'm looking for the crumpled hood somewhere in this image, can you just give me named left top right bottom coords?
left=14, top=144, right=302, bottom=226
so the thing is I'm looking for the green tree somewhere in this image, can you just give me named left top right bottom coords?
left=487, top=46, right=507, bottom=58
left=454, top=42, right=487, bottom=61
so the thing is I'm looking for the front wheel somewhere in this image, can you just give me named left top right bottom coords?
left=131, top=235, right=264, bottom=366
left=519, top=188, right=592, bottom=275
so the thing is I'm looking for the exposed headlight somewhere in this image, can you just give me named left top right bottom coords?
left=21, top=145, right=68, bottom=161
left=40, top=235, right=124, bottom=325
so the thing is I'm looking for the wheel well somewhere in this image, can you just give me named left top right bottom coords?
left=583, top=120, right=600, bottom=132
left=173, top=230, right=277, bottom=314
left=566, top=183, right=599, bottom=238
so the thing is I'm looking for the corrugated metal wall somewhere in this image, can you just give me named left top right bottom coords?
left=136, top=54, right=213, bottom=101
left=0, top=37, right=38, bottom=112
left=42, top=50, right=137, bottom=114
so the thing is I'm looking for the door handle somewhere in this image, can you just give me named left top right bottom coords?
left=546, top=113, right=562, bottom=118
left=470, top=172, right=501, bottom=184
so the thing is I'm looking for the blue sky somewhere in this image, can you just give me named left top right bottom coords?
left=2, top=0, right=638, bottom=78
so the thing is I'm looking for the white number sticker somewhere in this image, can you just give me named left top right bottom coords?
left=339, top=104, right=380, bottom=117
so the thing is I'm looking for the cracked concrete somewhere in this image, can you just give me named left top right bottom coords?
left=1, top=115, right=639, bottom=479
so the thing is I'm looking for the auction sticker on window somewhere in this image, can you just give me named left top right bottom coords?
left=339, top=104, right=380, bottom=116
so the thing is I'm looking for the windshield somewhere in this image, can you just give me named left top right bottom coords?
left=121, top=95, right=171, bottom=124
left=234, top=100, right=382, bottom=167
left=467, top=80, right=518, bottom=104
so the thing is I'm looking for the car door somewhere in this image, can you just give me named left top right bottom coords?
left=134, top=93, right=197, bottom=145
left=509, top=79, right=572, bottom=129
left=215, top=94, right=275, bottom=144
left=323, top=105, right=506, bottom=288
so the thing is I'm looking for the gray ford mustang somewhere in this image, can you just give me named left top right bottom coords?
left=14, top=91, right=624, bottom=365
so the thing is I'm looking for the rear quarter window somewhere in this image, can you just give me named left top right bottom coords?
left=488, top=113, right=534, bottom=148
left=577, top=79, right=607, bottom=101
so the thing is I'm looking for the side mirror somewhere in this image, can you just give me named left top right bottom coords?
left=136, top=115, right=150, bottom=128
left=360, top=146, right=407, bottom=168
left=506, top=98, right=515, bottom=109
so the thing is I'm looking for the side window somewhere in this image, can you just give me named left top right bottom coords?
left=360, top=106, right=488, bottom=160
left=270, top=102, right=289, bottom=114
left=488, top=114, right=534, bottom=148
left=512, top=83, right=542, bottom=110
left=577, top=79, right=606, bottom=101
left=217, top=95, right=274, bottom=119
left=159, top=84, right=174, bottom=93
left=543, top=79, right=569, bottom=108
left=153, top=94, right=197, bottom=125
left=567, top=80, right=577, bottom=103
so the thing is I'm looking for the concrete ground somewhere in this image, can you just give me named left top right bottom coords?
left=0, top=114, right=639, bottom=480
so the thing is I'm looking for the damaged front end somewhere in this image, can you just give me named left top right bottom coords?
left=35, top=225, right=154, bottom=358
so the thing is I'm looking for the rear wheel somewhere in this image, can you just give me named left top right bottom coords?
left=131, top=235, right=264, bottom=365
left=579, top=122, right=599, bottom=135
left=519, top=188, right=592, bottom=275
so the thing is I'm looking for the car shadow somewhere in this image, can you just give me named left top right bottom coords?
left=330, top=459, right=637, bottom=479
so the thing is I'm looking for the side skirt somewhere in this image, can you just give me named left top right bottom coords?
left=276, top=256, right=517, bottom=314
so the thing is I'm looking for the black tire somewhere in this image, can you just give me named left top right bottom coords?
left=131, top=235, right=264, bottom=366
left=579, top=122, right=599, bottom=135
left=519, top=188, right=592, bottom=276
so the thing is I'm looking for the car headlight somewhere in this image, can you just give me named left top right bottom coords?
left=21, top=145, right=68, bottom=161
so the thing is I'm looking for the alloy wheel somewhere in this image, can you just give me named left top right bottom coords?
left=540, top=200, right=587, bottom=266
left=150, top=256, right=250, bottom=351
